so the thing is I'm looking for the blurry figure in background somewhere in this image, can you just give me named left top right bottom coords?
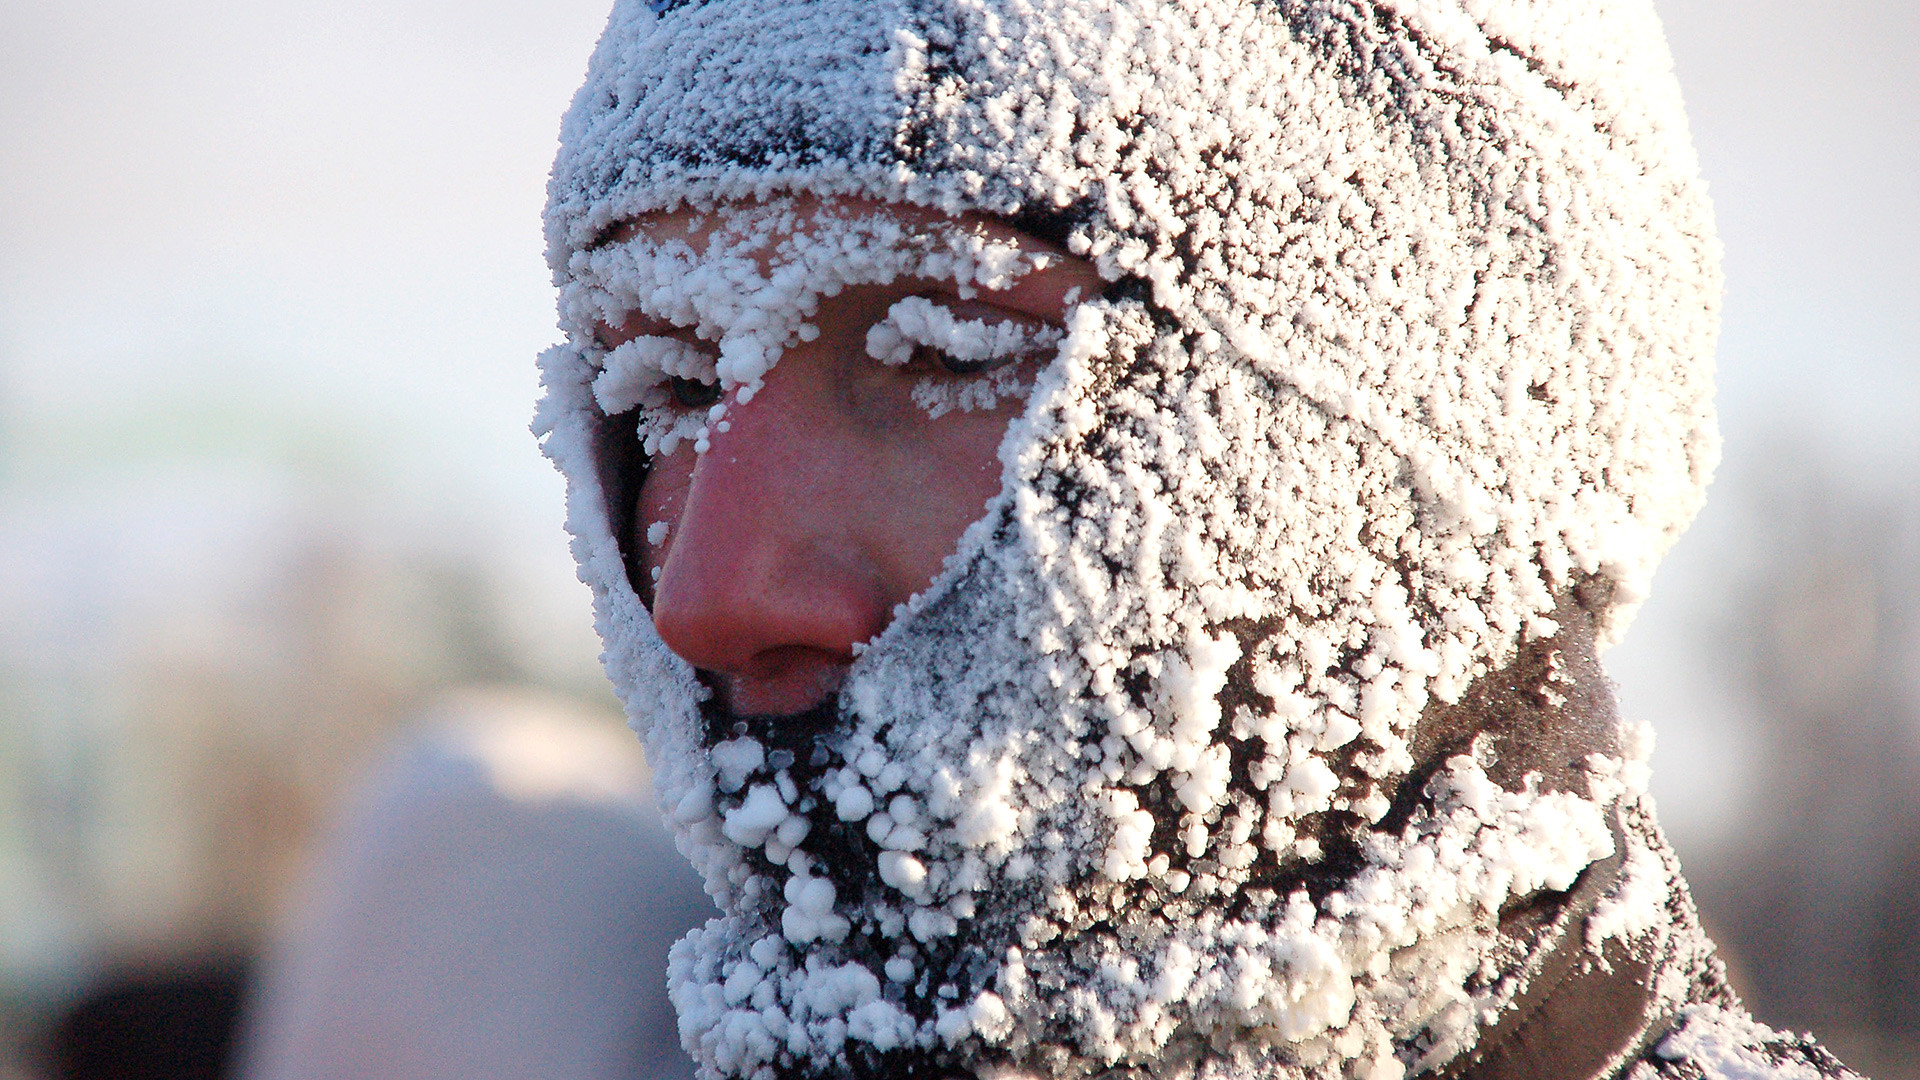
left=0, top=503, right=615, bottom=1078
left=238, top=690, right=709, bottom=1080
left=1688, top=451, right=1920, bottom=1077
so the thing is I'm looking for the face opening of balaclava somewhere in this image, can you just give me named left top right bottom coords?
left=533, top=2, right=1729, bottom=1079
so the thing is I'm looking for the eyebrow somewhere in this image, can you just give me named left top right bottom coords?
left=594, top=311, right=691, bottom=348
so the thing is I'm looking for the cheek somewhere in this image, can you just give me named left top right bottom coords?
left=940, top=403, right=1018, bottom=500
left=636, top=445, right=697, bottom=582
left=888, top=400, right=1020, bottom=570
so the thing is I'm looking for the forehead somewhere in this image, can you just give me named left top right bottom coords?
left=600, top=194, right=1056, bottom=266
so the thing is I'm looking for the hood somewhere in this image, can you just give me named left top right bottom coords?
left=534, top=1, right=1721, bottom=1078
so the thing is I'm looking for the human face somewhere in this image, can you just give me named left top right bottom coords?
left=593, top=198, right=1104, bottom=719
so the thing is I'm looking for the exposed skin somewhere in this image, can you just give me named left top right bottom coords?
left=594, top=197, right=1105, bottom=719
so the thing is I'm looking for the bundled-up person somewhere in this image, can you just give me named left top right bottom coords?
left=533, top=0, right=1861, bottom=1077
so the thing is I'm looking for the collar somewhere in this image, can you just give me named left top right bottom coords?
left=1433, top=809, right=1664, bottom=1080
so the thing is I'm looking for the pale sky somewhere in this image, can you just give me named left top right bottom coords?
left=1, top=0, right=1915, bottom=847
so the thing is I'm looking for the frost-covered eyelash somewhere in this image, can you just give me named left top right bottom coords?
left=864, top=296, right=1064, bottom=370
left=865, top=296, right=1062, bottom=418
left=591, top=335, right=719, bottom=455
left=592, top=336, right=716, bottom=414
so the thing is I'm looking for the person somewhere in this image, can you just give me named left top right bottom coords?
left=237, top=691, right=710, bottom=1080
left=535, top=0, right=1863, bottom=1078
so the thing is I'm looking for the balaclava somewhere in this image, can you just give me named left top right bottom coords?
left=533, top=2, right=1829, bottom=1079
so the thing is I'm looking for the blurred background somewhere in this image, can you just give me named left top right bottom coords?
left=0, top=0, right=1914, bottom=1076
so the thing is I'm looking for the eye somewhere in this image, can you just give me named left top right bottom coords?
left=915, top=343, right=1023, bottom=377
left=669, top=375, right=723, bottom=409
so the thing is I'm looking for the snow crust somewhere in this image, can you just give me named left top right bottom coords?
left=534, top=0, right=1722, bottom=1077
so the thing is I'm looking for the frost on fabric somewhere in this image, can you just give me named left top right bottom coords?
left=1584, top=722, right=1671, bottom=952
left=1631, top=1006, right=1864, bottom=1080
left=535, top=0, right=1723, bottom=1077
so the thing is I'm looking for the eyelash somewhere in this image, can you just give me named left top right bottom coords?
left=866, top=297, right=1063, bottom=374
left=912, top=342, right=1029, bottom=376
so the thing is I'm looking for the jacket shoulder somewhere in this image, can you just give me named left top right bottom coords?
left=1625, top=1005, right=1863, bottom=1080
